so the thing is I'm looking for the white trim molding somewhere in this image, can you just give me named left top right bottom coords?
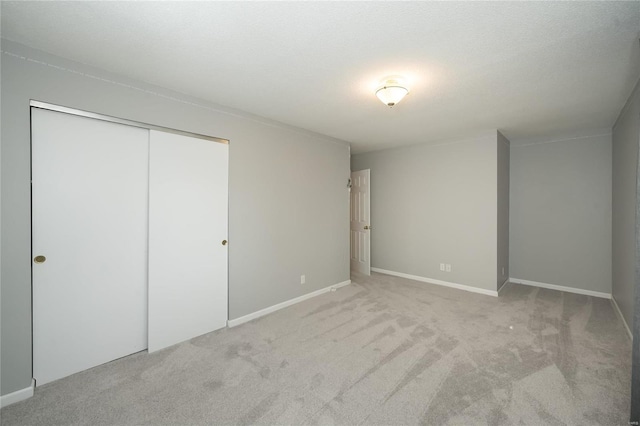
left=497, top=278, right=509, bottom=295
left=611, top=296, right=633, bottom=341
left=509, top=278, right=611, bottom=299
left=371, top=268, right=498, bottom=297
left=0, top=379, right=34, bottom=408
left=227, top=280, right=351, bottom=328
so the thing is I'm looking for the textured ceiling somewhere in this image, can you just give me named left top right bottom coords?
left=2, top=1, right=639, bottom=153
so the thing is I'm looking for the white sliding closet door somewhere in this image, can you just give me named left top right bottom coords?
left=148, top=130, right=228, bottom=352
left=32, top=108, right=149, bottom=386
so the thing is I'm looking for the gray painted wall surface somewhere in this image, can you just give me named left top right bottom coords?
left=497, top=132, right=510, bottom=289
left=351, top=134, right=498, bottom=291
left=0, top=40, right=350, bottom=395
left=612, top=79, right=639, bottom=330
left=510, top=133, right=612, bottom=293
left=631, top=132, right=640, bottom=423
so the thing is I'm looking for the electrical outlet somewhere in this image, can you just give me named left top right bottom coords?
left=301, top=275, right=306, bottom=284
left=440, top=263, right=445, bottom=271
left=445, top=264, right=451, bottom=272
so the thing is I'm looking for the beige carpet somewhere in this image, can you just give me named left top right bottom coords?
left=0, top=272, right=632, bottom=425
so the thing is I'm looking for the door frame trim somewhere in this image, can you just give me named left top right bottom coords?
left=30, top=100, right=229, bottom=144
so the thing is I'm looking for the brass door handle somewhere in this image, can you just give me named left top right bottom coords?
left=364, top=225, right=371, bottom=230
left=222, top=240, right=228, bottom=246
left=34, top=255, right=47, bottom=264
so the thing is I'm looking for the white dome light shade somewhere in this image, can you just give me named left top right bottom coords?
left=375, top=78, right=409, bottom=107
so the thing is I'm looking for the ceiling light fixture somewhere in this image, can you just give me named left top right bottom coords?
left=375, top=76, right=409, bottom=107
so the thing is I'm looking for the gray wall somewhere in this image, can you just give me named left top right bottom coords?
left=497, top=132, right=510, bottom=289
left=0, top=40, right=350, bottom=396
left=612, top=79, right=639, bottom=329
left=351, top=133, right=499, bottom=291
left=510, top=133, right=612, bottom=293
left=632, top=132, right=640, bottom=423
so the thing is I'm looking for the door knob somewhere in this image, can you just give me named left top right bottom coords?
left=222, top=240, right=228, bottom=246
left=34, top=255, right=47, bottom=264
left=364, top=225, right=371, bottom=230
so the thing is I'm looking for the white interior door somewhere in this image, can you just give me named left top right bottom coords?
left=32, top=108, right=149, bottom=386
left=148, top=130, right=228, bottom=352
left=350, top=169, right=371, bottom=275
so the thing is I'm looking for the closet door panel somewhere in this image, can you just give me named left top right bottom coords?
left=148, top=130, right=228, bottom=352
left=32, top=108, right=149, bottom=385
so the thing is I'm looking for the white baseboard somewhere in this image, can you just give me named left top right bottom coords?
left=227, top=279, right=351, bottom=328
left=611, top=296, right=633, bottom=341
left=509, top=278, right=611, bottom=299
left=497, top=278, right=509, bottom=294
left=0, top=379, right=34, bottom=408
left=371, top=268, right=498, bottom=297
